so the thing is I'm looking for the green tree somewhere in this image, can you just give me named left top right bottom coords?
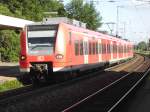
left=0, top=30, right=20, bottom=62
left=0, top=0, right=65, bottom=21
left=137, top=41, right=148, bottom=51
left=65, top=0, right=102, bottom=30
left=0, top=3, right=14, bottom=16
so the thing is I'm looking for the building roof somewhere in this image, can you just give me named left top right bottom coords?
left=0, top=14, right=34, bottom=29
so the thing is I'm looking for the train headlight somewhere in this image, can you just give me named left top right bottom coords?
left=56, top=54, right=63, bottom=59
left=20, top=55, right=26, bottom=60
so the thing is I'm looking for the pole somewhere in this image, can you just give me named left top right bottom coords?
left=116, top=6, right=119, bottom=37
left=123, top=22, right=126, bottom=39
left=116, top=6, right=124, bottom=38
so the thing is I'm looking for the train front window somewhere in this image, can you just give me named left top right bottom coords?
left=27, top=25, right=58, bottom=55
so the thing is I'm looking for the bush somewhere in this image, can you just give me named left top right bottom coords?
left=0, top=30, right=20, bottom=62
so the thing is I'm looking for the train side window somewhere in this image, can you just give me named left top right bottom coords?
left=118, top=45, right=120, bottom=53
left=102, top=44, right=104, bottom=54
left=92, top=42, right=94, bottom=54
left=123, top=45, right=125, bottom=53
left=102, top=43, right=106, bottom=54
left=89, top=42, right=92, bottom=54
left=121, top=45, right=122, bottom=53
left=96, top=42, right=98, bottom=54
left=113, top=44, right=114, bottom=53
left=80, top=40, right=83, bottom=55
left=69, top=32, right=72, bottom=45
left=91, top=42, right=93, bottom=54
left=93, top=42, right=95, bottom=54
left=119, top=45, right=122, bottom=53
left=105, top=44, right=106, bottom=54
left=107, top=44, right=109, bottom=53
left=75, top=40, right=79, bottom=56
left=122, top=45, right=123, bottom=53
left=115, top=44, right=117, bottom=53
left=107, top=44, right=110, bottom=53
left=117, top=45, right=119, bottom=53
left=99, top=43, right=102, bottom=54
left=113, top=44, right=115, bottom=53
left=109, top=44, right=111, bottom=53
left=125, top=45, right=126, bottom=53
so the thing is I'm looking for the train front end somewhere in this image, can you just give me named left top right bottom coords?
left=19, top=24, right=58, bottom=82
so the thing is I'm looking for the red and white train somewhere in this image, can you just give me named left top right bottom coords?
left=19, top=17, right=133, bottom=82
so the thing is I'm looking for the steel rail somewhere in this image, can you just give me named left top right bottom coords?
left=62, top=59, right=148, bottom=112
left=108, top=66, right=150, bottom=112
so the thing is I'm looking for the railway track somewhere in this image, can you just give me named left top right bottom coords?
left=0, top=54, right=148, bottom=112
left=62, top=57, right=150, bottom=112
left=0, top=55, right=136, bottom=101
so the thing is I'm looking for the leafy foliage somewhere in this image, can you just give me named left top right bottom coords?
left=136, top=41, right=148, bottom=51
left=66, top=0, right=102, bottom=30
left=0, top=0, right=65, bottom=21
left=0, top=3, right=13, bottom=16
left=0, top=30, right=20, bottom=62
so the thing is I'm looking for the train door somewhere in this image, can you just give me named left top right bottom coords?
left=83, top=37, right=88, bottom=64
left=98, top=39, right=102, bottom=62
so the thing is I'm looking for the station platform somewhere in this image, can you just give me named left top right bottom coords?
left=0, top=62, right=19, bottom=83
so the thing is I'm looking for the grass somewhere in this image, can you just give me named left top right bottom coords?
left=135, top=50, right=150, bottom=57
left=0, top=80, right=23, bottom=92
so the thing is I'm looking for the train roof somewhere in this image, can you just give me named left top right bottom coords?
left=27, top=17, right=132, bottom=45
left=62, top=22, right=132, bottom=45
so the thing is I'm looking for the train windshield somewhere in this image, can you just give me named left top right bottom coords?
left=27, top=25, right=58, bottom=55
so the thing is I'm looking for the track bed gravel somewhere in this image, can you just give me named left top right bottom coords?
left=112, top=57, right=150, bottom=112
left=116, top=75, right=150, bottom=112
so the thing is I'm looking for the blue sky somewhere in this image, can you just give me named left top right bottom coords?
left=63, top=0, right=150, bottom=44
